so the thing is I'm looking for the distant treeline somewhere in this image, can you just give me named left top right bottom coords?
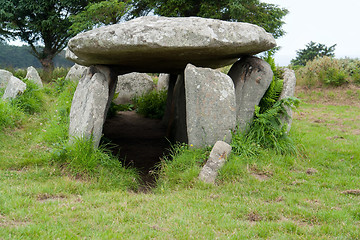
left=0, top=42, right=73, bottom=69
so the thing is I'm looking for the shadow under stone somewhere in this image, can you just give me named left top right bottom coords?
left=102, top=111, right=170, bottom=191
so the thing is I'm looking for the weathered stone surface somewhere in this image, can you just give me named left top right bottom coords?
left=26, top=66, right=43, bottom=88
left=65, top=64, right=88, bottom=82
left=67, top=16, right=276, bottom=73
left=279, top=68, right=297, bottom=133
left=157, top=73, right=170, bottom=91
left=69, top=65, right=112, bottom=147
left=228, top=56, right=273, bottom=132
left=0, top=69, right=13, bottom=89
left=185, top=64, right=236, bottom=147
left=114, top=72, right=155, bottom=104
left=2, top=76, right=26, bottom=100
left=198, top=141, right=232, bottom=184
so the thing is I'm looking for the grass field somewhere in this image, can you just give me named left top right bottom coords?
left=0, top=85, right=359, bottom=239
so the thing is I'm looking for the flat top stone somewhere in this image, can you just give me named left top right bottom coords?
left=67, top=16, right=276, bottom=73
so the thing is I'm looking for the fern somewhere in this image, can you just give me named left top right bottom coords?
left=259, top=79, right=283, bottom=113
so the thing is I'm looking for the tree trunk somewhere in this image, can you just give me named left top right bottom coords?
left=39, top=54, right=55, bottom=82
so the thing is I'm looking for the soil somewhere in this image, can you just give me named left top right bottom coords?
left=102, top=111, right=170, bottom=191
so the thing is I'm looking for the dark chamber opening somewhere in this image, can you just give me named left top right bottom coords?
left=102, top=111, right=171, bottom=189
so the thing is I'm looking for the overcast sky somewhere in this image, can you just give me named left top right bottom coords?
left=265, top=0, right=360, bottom=65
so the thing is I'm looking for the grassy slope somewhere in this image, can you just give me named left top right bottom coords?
left=0, top=87, right=359, bottom=239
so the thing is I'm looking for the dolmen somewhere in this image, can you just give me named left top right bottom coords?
left=66, top=16, right=281, bottom=148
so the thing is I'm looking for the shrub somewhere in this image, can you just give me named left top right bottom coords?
left=51, top=137, right=139, bottom=190
left=321, top=68, right=348, bottom=86
left=293, top=56, right=359, bottom=87
left=134, top=89, right=167, bottom=119
left=11, top=79, right=45, bottom=114
left=0, top=100, right=24, bottom=131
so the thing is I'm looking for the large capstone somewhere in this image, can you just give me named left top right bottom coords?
left=69, top=65, right=115, bottom=147
left=2, top=76, right=26, bottom=100
left=279, top=68, right=297, bottom=133
left=114, top=72, right=155, bottom=104
left=185, top=64, right=236, bottom=147
left=67, top=16, right=276, bottom=73
left=0, top=69, right=13, bottom=89
left=228, top=56, right=273, bottom=132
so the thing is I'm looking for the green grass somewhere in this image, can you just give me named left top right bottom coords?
left=0, top=84, right=359, bottom=239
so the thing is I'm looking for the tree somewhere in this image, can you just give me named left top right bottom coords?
left=130, top=0, right=288, bottom=39
left=70, top=0, right=130, bottom=34
left=291, top=41, right=336, bottom=66
left=0, top=0, right=92, bottom=74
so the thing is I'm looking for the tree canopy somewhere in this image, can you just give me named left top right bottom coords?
left=0, top=0, right=91, bottom=73
left=130, top=0, right=288, bottom=39
left=291, top=41, right=337, bottom=66
left=70, top=0, right=130, bottom=34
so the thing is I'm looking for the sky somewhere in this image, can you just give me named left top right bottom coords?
left=265, top=0, right=360, bottom=66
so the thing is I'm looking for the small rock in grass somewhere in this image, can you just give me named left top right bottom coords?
left=306, top=168, right=318, bottom=175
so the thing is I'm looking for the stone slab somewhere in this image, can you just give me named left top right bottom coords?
left=185, top=64, right=236, bottom=147
left=67, top=16, right=276, bottom=73
left=2, top=76, right=26, bottom=100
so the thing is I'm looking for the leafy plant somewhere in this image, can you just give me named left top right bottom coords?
left=232, top=97, right=300, bottom=156
left=134, top=89, right=167, bottom=119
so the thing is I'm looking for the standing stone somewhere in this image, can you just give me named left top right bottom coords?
left=114, top=72, right=155, bottom=104
left=185, top=64, right=236, bottom=147
left=2, top=76, right=27, bottom=100
left=198, top=141, right=232, bottom=184
left=65, top=64, right=88, bottom=82
left=69, top=65, right=112, bottom=148
left=228, top=56, right=273, bottom=132
left=0, top=69, right=13, bottom=89
left=26, top=66, right=43, bottom=88
left=157, top=73, right=170, bottom=91
left=279, top=68, right=297, bottom=133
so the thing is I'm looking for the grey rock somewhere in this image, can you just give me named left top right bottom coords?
left=26, top=66, right=43, bottom=88
left=0, top=69, right=13, bottom=89
left=114, top=72, right=155, bottom=104
left=65, top=64, right=88, bottom=82
left=157, top=73, right=170, bottom=91
left=198, top=141, right=232, bottom=184
left=68, top=65, right=112, bottom=148
left=279, top=68, right=297, bottom=133
left=67, top=16, right=276, bottom=73
left=2, top=76, right=26, bottom=100
left=228, top=56, right=273, bottom=132
left=185, top=64, right=236, bottom=147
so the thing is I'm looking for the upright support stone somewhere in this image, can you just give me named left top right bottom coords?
left=157, top=73, right=170, bottom=91
left=228, top=56, right=273, bottom=132
left=65, top=63, right=88, bottom=82
left=0, top=69, right=13, bottom=89
left=2, top=76, right=26, bottom=100
left=26, top=66, right=43, bottom=88
left=279, top=68, right=297, bottom=133
left=185, top=64, right=236, bottom=147
left=69, top=65, right=116, bottom=148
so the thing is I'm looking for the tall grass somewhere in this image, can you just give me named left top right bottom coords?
left=51, top=137, right=139, bottom=191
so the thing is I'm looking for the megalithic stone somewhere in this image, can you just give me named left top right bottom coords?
left=68, top=65, right=114, bottom=148
left=185, top=64, right=236, bottom=147
left=279, top=68, right=297, bottom=133
left=228, top=56, right=273, bottom=132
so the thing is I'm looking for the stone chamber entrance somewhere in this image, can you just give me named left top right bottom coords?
left=101, top=110, right=171, bottom=190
